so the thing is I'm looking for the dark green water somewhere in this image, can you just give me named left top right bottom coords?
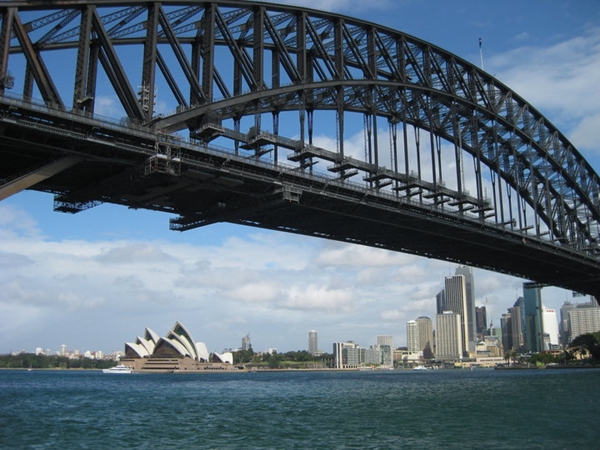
left=1, top=368, right=598, bottom=449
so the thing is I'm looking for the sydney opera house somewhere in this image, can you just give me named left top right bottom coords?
left=118, top=321, right=235, bottom=373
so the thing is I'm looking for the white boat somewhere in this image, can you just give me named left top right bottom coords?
left=413, top=365, right=428, bottom=371
left=102, top=364, right=133, bottom=374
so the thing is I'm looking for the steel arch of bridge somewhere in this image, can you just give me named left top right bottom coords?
left=1, top=0, right=600, bottom=296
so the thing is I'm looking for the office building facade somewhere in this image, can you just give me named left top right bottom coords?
left=444, top=274, right=470, bottom=356
left=435, top=312, right=463, bottom=360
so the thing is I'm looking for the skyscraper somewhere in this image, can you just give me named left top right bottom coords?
left=436, top=289, right=446, bottom=314
left=500, top=312, right=513, bottom=352
left=560, top=301, right=575, bottom=347
left=509, top=298, right=524, bottom=352
left=308, top=330, right=318, bottom=355
left=542, top=306, right=559, bottom=350
left=475, top=306, right=487, bottom=338
left=455, top=266, right=477, bottom=351
left=435, top=312, right=463, bottom=360
left=444, top=274, right=470, bottom=356
left=242, top=334, right=251, bottom=351
left=523, top=283, right=543, bottom=353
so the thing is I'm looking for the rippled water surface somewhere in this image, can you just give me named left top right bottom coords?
left=1, top=368, right=599, bottom=449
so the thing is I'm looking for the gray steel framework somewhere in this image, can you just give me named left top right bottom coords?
left=1, top=1, right=600, bottom=297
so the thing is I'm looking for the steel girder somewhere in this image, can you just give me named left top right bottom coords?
left=1, top=1, right=600, bottom=270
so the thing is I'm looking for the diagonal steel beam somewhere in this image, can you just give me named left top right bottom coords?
left=91, top=7, right=144, bottom=121
left=11, top=12, right=63, bottom=107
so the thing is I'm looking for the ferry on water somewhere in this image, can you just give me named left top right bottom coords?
left=102, top=365, right=133, bottom=374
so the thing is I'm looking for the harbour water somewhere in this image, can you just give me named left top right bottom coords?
left=1, top=368, right=599, bottom=449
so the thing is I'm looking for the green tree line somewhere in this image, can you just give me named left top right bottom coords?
left=0, top=353, right=116, bottom=370
left=234, top=348, right=334, bottom=369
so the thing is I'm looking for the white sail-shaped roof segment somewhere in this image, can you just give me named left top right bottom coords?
left=145, top=327, right=160, bottom=344
left=195, top=342, right=209, bottom=362
left=153, top=336, right=191, bottom=358
left=167, top=330, right=198, bottom=360
left=125, top=342, right=151, bottom=358
left=135, top=336, right=155, bottom=355
left=213, top=351, right=233, bottom=364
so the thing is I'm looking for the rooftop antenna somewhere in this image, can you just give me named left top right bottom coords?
left=479, top=38, right=485, bottom=71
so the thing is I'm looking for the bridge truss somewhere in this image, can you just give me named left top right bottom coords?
left=1, top=0, right=600, bottom=296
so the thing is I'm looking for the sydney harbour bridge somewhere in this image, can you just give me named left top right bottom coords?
left=1, top=1, right=600, bottom=297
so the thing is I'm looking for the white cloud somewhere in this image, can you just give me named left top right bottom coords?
left=489, top=27, right=600, bottom=154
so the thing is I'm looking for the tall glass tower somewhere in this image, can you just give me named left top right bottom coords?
left=523, top=283, right=543, bottom=353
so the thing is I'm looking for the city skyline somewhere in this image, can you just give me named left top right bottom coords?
left=2, top=0, right=600, bottom=354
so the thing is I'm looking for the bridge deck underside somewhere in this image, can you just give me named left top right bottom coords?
left=2, top=133, right=599, bottom=299
left=1, top=98, right=600, bottom=298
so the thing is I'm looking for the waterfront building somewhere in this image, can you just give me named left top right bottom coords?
left=120, top=322, right=234, bottom=372
left=444, top=274, right=470, bottom=355
left=333, top=341, right=358, bottom=369
left=455, top=266, right=477, bottom=351
left=562, top=299, right=600, bottom=344
left=379, top=344, right=393, bottom=367
left=406, top=320, right=419, bottom=353
left=308, top=330, right=318, bottom=355
left=435, top=312, right=463, bottom=360
left=569, top=306, right=600, bottom=342
left=376, top=337, right=393, bottom=367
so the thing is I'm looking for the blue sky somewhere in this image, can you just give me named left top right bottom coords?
left=1, top=0, right=600, bottom=355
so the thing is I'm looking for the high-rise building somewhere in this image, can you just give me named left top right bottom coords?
left=455, top=266, right=477, bottom=351
left=416, top=316, right=434, bottom=359
left=500, top=312, right=512, bottom=352
left=560, top=301, right=575, bottom=347
left=523, top=283, right=543, bottom=353
left=542, top=306, right=559, bottom=350
left=444, top=274, right=470, bottom=355
left=436, top=289, right=446, bottom=314
left=308, top=330, right=318, bottom=355
left=435, top=312, right=463, bottom=360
